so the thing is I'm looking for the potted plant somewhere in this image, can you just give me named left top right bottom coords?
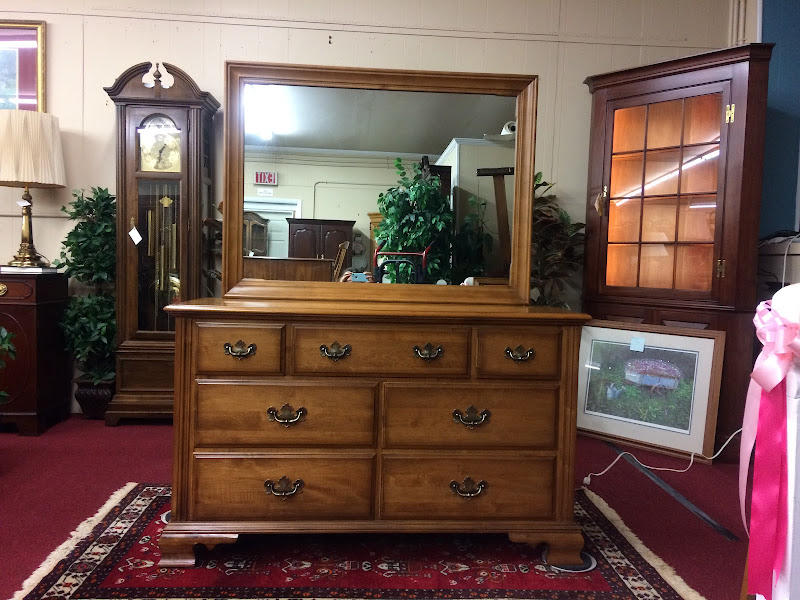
left=530, top=172, right=585, bottom=308
left=54, top=187, right=117, bottom=418
left=375, top=158, right=454, bottom=284
left=452, top=195, right=494, bottom=285
left=0, top=326, right=15, bottom=405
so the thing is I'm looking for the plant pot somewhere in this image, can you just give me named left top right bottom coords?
left=74, top=378, right=115, bottom=419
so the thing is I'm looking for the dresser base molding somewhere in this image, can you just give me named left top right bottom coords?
left=159, top=520, right=585, bottom=567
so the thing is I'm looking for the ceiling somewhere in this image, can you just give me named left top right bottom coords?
left=243, top=84, right=517, bottom=157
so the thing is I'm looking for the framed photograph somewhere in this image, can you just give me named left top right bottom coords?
left=577, top=320, right=724, bottom=458
left=0, top=20, right=45, bottom=111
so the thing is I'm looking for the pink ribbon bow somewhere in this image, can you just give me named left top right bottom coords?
left=740, top=300, right=800, bottom=600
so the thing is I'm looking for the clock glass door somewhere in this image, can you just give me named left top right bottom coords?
left=137, top=180, right=181, bottom=331
left=604, top=88, right=724, bottom=296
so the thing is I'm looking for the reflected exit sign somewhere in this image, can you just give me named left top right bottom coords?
left=254, top=171, right=278, bottom=185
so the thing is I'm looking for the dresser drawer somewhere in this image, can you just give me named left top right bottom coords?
left=0, top=280, right=34, bottom=302
left=195, top=381, right=376, bottom=446
left=383, top=383, right=558, bottom=449
left=381, top=455, right=555, bottom=519
left=476, top=327, right=561, bottom=379
left=192, top=453, right=374, bottom=520
left=194, top=322, right=283, bottom=374
left=293, top=325, right=470, bottom=376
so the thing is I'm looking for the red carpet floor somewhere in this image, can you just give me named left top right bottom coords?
left=0, top=417, right=747, bottom=600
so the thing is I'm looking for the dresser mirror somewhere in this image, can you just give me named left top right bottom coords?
left=223, top=62, right=538, bottom=305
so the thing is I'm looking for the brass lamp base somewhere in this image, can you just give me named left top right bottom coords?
left=9, top=243, right=49, bottom=268
left=7, top=186, right=50, bottom=268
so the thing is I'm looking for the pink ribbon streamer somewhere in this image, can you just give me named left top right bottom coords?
left=740, top=301, right=800, bottom=600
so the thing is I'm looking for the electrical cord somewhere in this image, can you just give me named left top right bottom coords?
left=582, top=427, right=743, bottom=487
left=780, top=233, right=800, bottom=288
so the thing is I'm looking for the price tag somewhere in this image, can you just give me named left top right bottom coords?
left=17, top=199, right=31, bottom=207
left=629, top=336, right=645, bottom=352
left=128, top=227, right=143, bottom=245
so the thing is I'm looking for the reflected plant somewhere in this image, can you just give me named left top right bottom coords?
left=452, top=196, right=494, bottom=284
left=375, top=158, right=454, bottom=284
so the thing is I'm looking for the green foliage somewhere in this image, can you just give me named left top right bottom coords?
left=530, top=173, right=585, bottom=308
left=0, top=326, right=16, bottom=403
left=55, top=187, right=117, bottom=385
left=452, top=196, right=494, bottom=284
left=61, top=295, right=117, bottom=385
left=54, top=187, right=116, bottom=289
left=375, top=159, right=454, bottom=283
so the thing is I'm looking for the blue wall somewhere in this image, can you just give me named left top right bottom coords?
left=760, top=0, right=800, bottom=237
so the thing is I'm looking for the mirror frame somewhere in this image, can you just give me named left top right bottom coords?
left=223, top=62, right=537, bottom=306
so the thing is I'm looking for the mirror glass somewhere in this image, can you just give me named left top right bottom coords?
left=241, top=84, right=517, bottom=284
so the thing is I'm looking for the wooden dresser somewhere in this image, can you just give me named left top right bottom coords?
left=159, top=298, right=589, bottom=566
left=0, top=271, right=71, bottom=435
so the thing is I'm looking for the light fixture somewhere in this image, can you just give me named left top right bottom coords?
left=0, top=110, right=66, bottom=267
left=243, top=83, right=296, bottom=140
left=614, top=144, right=721, bottom=206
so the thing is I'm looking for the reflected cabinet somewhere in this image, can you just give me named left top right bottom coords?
left=583, top=44, right=773, bottom=453
left=104, top=63, right=219, bottom=425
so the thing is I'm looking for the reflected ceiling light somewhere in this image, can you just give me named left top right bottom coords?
left=689, top=203, right=717, bottom=209
left=243, top=84, right=296, bottom=140
left=614, top=146, right=721, bottom=207
left=0, top=40, right=38, bottom=49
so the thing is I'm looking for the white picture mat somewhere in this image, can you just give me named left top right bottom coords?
left=576, top=324, right=717, bottom=455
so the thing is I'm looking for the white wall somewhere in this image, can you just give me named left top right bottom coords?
left=0, top=0, right=745, bottom=272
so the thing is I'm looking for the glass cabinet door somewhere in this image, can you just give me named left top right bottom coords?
left=605, top=92, right=722, bottom=293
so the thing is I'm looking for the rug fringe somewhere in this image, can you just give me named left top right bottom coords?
left=11, top=482, right=139, bottom=600
left=583, top=487, right=708, bottom=600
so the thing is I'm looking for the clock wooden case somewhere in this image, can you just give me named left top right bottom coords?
left=104, top=63, right=219, bottom=425
left=582, top=44, right=773, bottom=455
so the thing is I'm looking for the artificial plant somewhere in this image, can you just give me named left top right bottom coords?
left=530, top=172, right=585, bottom=308
left=0, top=326, right=16, bottom=404
left=452, top=195, right=494, bottom=284
left=55, top=187, right=117, bottom=385
left=375, top=158, right=454, bottom=284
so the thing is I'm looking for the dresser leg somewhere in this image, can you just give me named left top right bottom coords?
left=158, top=531, right=239, bottom=567
left=508, top=530, right=585, bottom=566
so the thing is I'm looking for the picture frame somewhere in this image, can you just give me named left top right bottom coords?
left=577, top=319, right=725, bottom=459
left=0, top=20, right=46, bottom=112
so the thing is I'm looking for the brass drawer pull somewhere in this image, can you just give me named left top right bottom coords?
left=267, top=403, right=307, bottom=427
left=0, top=283, right=7, bottom=296
left=320, top=341, right=351, bottom=361
left=224, top=340, right=257, bottom=359
left=450, top=477, right=487, bottom=498
left=505, top=345, right=535, bottom=362
left=264, top=475, right=304, bottom=499
left=413, top=342, right=444, bottom=361
left=452, top=405, right=491, bottom=429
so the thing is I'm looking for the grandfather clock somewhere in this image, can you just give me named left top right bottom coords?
left=104, top=63, right=219, bottom=425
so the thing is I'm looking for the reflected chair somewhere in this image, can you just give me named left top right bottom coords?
left=372, top=241, right=432, bottom=284
left=331, top=241, right=350, bottom=281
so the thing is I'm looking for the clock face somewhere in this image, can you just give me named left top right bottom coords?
left=138, top=116, right=181, bottom=173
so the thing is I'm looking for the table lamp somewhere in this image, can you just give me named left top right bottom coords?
left=0, top=109, right=66, bottom=267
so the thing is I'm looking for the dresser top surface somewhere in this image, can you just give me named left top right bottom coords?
left=166, top=297, right=591, bottom=324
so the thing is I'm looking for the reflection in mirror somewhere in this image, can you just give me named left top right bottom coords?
left=241, top=84, right=517, bottom=284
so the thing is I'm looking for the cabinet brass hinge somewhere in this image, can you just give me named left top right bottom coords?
left=725, top=104, right=735, bottom=124
left=716, top=259, right=726, bottom=278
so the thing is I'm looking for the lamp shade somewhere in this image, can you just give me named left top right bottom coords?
left=0, top=109, right=66, bottom=189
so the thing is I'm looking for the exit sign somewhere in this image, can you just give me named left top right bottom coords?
left=254, top=171, right=278, bottom=185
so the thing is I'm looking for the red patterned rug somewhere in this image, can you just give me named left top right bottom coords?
left=13, top=483, right=702, bottom=600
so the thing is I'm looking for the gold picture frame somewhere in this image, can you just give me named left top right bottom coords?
left=0, top=20, right=45, bottom=112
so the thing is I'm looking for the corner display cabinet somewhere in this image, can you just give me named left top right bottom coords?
left=104, top=63, right=219, bottom=425
left=582, top=44, right=773, bottom=455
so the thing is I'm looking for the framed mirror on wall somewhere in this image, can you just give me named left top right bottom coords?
left=0, top=21, right=45, bottom=112
left=223, top=63, right=538, bottom=306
